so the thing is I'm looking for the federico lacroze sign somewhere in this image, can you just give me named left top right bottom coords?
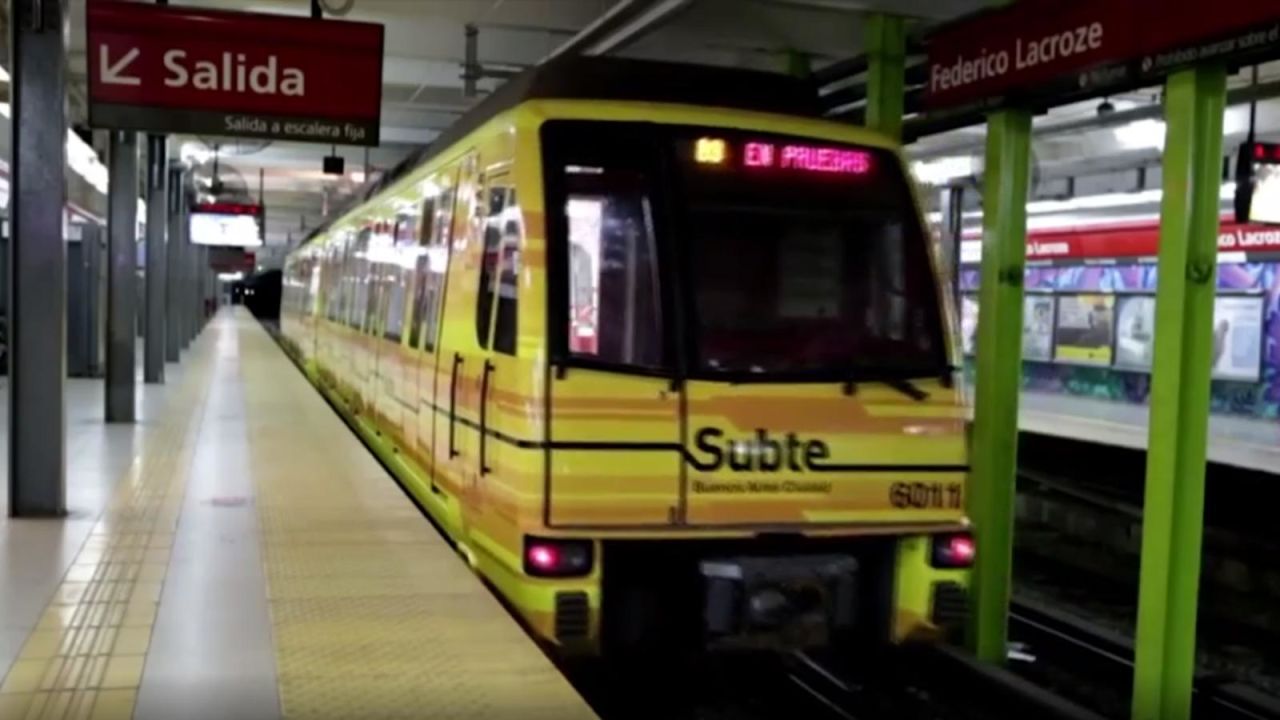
left=926, top=0, right=1280, bottom=110
left=87, top=1, right=384, bottom=146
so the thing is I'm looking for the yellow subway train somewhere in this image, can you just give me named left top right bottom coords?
left=280, top=57, right=973, bottom=656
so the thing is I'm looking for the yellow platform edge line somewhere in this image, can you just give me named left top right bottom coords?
left=0, top=333, right=218, bottom=720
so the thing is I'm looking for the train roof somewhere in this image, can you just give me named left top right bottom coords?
left=299, top=57, right=822, bottom=247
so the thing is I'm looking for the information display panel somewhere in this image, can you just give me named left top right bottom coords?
left=190, top=202, right=263, bottom=248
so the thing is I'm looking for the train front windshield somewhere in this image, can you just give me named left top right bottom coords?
left=544, top=122, right=947, bottom=381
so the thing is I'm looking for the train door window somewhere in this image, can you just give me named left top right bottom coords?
left=422, top=182, right=456, bottom=351
left=475, top=178, right=511, bottom=349
left=350, top=228, right=372, bottom=330
left=330, top=238, right=351, bottom=322
left=408, top=174, right=456, bottom=352
left=492, top=189, right=520, bottom=355
left=383, top=214, right=416, bottom=343
left=308, top=262, right=322, bottom=318
left=407, top=195, right=437, bottom=349
left=563, top=172, right=663, bottom=368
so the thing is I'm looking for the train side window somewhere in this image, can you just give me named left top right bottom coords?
left=475, top=180, right=510, bottom=349
left=492, top=189, right=520, bottom=355
left=564, top=178, right=663, bottom=368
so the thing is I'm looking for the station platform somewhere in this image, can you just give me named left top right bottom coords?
left=1012, top=391, right=1280, bottom=475
left=0, top=309, right=596, bottom=720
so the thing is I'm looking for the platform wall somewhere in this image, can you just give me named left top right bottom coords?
left=960, top=261, right=1280, bottom=420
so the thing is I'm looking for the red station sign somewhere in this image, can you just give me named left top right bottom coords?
left=927, top=0, right=1280, bottom=109
left=87, top=1, right=384, bottom=146
left=962, top=219, right=1280, bottom=264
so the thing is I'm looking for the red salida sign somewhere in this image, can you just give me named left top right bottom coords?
left=927, top=0, right=1280, bottom=109
left=87, top=1, right=384, bottom=146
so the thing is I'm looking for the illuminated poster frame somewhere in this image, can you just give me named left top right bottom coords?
left=1112, top=293, right=1157, bottom=371
left=1053, top=293, right=1115, bottom=366
left=1210, top=294, right=1265, bottom=383
left=1022, top=293, right=1055, bottom=361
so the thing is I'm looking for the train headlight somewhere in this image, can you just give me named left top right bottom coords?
left=523, top=537, right=593, bottom=578
left=931, top=532, right=976, bottom=569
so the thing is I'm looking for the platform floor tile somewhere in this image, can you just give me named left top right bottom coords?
left=0, top=330, right=216, bottom=719
left=238, top=312, right=597, bottom=720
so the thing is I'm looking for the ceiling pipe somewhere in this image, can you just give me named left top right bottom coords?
left=543, top=0, right=695, bottom=62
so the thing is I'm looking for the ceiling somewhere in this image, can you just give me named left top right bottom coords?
left=58, top=0, right=1280, bottom=261
left=61, top=0, right=986, bottom=258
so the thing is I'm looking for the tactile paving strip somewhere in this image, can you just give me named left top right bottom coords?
left=238, top=319, right=597, bottom=719
left=0, top=339, right=217, bottom=720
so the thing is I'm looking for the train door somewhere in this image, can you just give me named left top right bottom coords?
left=432, top=154, right=485, bottom=502
left=374, top=239, right=411, bottom=440
left=326, top=231, right=355, bottom=389
left=344, top=229, right=370, bottom=403
left=357, top=227, right=384, bottom=411
left=306, top=253, right=322, bottom=359
left=381, top=213, right=418, bottom=448
left=542, top=123, right=683, bottom=527
left=471, top=172, right=535, bottom=522
left=410, top=168, right=459, bottom=484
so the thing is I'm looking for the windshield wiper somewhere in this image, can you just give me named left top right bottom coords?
left=842, top=366, right=952, bottom=402
left=842, top=376, right=929, bottom=402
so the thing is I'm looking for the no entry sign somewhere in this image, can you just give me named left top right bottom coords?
left=926, top=0, right=1280, bottom=110
left=87, top=1, right=384, bottom=146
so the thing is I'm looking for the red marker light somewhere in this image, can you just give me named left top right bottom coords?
left=931, top=532, right=976, bottom=568
left=947, top=535, right=976, bottom=564
left=527, top=544, right=559, bottom=572
left=1255, top=143, right=1267, bottom=160
left=523, top=537, right=593, bottom=577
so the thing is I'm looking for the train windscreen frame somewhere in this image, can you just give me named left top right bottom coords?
left=541, top=120, right=948, bottom=384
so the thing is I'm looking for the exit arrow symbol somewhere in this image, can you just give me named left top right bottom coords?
left=100, top=45, right=141, bottom=86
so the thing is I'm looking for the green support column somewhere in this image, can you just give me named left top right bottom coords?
left=967, top=108, right=1032, bottom=664
left=1131, top=64, right=1226, bottom=720
left=864, top=14, right=905, bottom=140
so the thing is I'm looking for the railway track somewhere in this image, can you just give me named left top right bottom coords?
left=784, top=644, right=1108, bottom=720
left=1010, top=597, right=1280, bottom=720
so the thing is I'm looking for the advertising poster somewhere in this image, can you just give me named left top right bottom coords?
left=1211, top=296, right=1264, bottom=381
left=1114, top=295, right=1157, bottom=370
left=1022, top=295, right=1055, bottom=361
left=961, top=294, right=979, bottom=356
left=1054, top=294, right=1115, bottom=365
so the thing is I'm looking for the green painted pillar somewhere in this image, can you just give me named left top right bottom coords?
left=864, top=14, right=905, bottom=140
left=967, top=108, right=1032, bottom=664
left=1131, top=64, right=1226, bottom=720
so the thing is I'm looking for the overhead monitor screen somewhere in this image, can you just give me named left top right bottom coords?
left=190, top=203, right=263, bottom=248
left=1249, top=163, right=1280, bottom=225
left=1241, top=142, right=1280, bottom=225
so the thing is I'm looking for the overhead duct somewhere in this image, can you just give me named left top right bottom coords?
left=543, top=0, right=694, bottom=61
